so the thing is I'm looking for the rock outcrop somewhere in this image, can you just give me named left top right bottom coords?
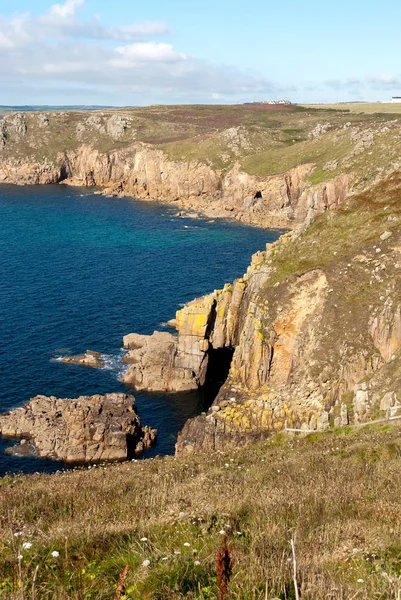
left=0, top=393, right=157, bottom=463
left=59, top=350, right=104, bottom=368
left=122, top=331, right=194, bottom=392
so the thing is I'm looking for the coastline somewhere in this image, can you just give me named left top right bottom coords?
left=0, top=140, right=352, bottom=231
left=0, top=185, right=280, bottom=474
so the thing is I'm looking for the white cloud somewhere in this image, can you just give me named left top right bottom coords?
left=0, top=0, right=282, bottom=104
left=47, top=0, right=84, bottom=19
left=114, top=43, right=186, bottom=65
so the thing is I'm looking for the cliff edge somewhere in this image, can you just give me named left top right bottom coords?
left=2, top=104, right=401, bottom=228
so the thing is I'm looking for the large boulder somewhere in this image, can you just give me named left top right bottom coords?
left=0, top=393, right=156, bottom=463
left=122, top=331, right=196, bottom=392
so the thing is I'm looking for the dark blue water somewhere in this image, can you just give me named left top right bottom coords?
left=0, top=184, right=283, bottom=476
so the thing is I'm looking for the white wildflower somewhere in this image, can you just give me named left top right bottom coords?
left=183, top=542, right=191, bottom=547
left=161, top=557, right=168, bottom=561
left=219, top=530, right=226, bottom=535
left=357, top=578, right=364, bottom=583
left=236, top=531, right=242, bottom=536
left=140, top=537, right=148, bottom=542
left=174, top=550, right=181, bottom=555
left=17, top=554, right=23, bottom=560
left=194, top=560, right=201, bottom=565
left=51, top=551, right=59, bottom=558
left=13, top=532, right=22, bottom=537
left=142, top=559, right=151, bottom=567
left=22, top=542, right=32, bottom=550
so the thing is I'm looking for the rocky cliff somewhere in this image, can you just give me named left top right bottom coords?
left=0, top=137, right=350, bottom=228
left=3, top=105, right=398, bottom=228
left=174, top=175, right=401, bottom=453
left=117, top=174, right=401, bottom=454
left=0, top=393, right=157, bottom=463
left=2, top=106, right=401, bottom=457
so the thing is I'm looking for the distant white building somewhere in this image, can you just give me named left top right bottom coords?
left=266, top=100, right=292, bottom=105
left=391, top=97, right=401, bottom=103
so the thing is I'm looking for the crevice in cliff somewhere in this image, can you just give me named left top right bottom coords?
left=59, top=161, right=69, bottom=183
left=202, top=346, right=234, bottom=408
left=126, top=432, right=137, bottom=460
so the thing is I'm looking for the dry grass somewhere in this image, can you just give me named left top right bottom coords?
left=302, top=103, right=401, bottom=115
left=2, top=425, right=401, bottom=598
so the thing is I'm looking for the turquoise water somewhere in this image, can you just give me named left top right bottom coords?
left=0, top=184, right=283, bottom=475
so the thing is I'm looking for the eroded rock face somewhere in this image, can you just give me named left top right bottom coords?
left=0, top=117, right=352, bottom=229
left=174, top=205, right=401, bottom=455
left=121, top=281, right=250, bottom=393
left=122, top=331, right=195, bottom=392
left=0, top=393, right=157, bottom=463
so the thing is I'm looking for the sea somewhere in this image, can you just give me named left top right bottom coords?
left=0, top=184, right=283, bottom=476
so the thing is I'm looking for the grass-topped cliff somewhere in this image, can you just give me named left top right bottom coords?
left=1, top=103, right=401, bottom=187
left=174, top=173, right=401, bottom=455
left=2, top=104, right=401, bottom=598
left=2, top=424, right=401, bottom=599
left=2, top=103, right=401, bottom=229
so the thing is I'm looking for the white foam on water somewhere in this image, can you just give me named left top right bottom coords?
left=100, top=349, right=129, bottom=379
left=52, top=355, right=67, bottom=362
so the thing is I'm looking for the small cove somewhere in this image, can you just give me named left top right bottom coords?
left=0, top=184, right=284, bottom=475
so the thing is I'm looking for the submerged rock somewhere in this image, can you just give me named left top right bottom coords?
left=0, top=393, right=157, bottom=464
left=59, top=349, right=104, bottom=368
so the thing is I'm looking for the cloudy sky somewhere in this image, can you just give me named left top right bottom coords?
left=1, top=0, right=401, bottom=106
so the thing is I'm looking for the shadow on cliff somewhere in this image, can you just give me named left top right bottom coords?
left=202, top=346, right=234, bottom=408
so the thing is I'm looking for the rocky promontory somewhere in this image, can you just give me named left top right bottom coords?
left=0, top=393, right=157, bottom=463
left=116, top=174, right=401, bottom=455
left=3, top=105, right=401, bottom=459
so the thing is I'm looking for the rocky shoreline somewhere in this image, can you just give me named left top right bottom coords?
left=53, top=184, right=401, bottom=458
left=0, top=111, right=354, bottom=230
left=0, top=393, right=157, bottom=464
left=2, top=109, right=401, bottom=464
left=0, top=145, right=351, bottom=229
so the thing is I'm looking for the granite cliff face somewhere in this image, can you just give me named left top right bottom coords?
left=0, top=141, right=351, bottom=229
left=118, top=176, right=401, bottom=454
left=0, top=109, right=356, bottom=228
left=2, top=108, right=401, bottom=457
left=174, top=177, right=401, bottom=453
left=0, top=393, right=157, bottom=463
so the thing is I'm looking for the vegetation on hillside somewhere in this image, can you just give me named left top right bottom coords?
left=2, top=103, right=401, bottom=191
left=2, top=425, right=401, bottom=599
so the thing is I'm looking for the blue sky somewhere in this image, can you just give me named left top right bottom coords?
left=0, top=0, right=400, bottom=105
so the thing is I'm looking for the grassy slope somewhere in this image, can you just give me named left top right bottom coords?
left=2, top=425, right=401, bottom=599
left=3, top=104, right=401, bottom=190
left=265, top=173, right=401, bottom=285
